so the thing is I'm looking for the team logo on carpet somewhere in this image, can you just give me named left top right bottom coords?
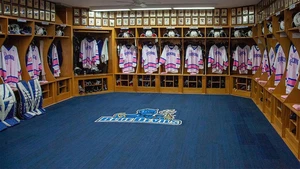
left=95, top=108, right=182, bottom=125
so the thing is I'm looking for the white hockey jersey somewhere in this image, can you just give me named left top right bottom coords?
left=80, top=38, right=99, bottom=69
left=232, top=45, right=250, bottom=74
left=50, top=45, right=60, bottom=77
left=185, top=45, right=204, bottom=74
left=261, top=49, right=270, bottom=76
left=272, top=45, right=286, bottom=86
left=101, top=38, right=109, bottom=63
left=286, top=45, right=300, bottom=94
left=247, top=45, right=262, bottom=74
left=269, top=47, right=275, bottom=69
left=0, top=45, right=22, bottom=88
left=142, top=45, right=158, bottom=73
left=119, top=45, right=137, bottom=73
left=26, top=45, right=42, bottom=80
left=208, top=45, right=228, bottom=74
left=159, top=45, right=181, bottom=73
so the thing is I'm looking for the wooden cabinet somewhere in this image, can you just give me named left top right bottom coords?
left=230, top=76, right=252, bottom=97
left=73, top=75, right=113, bottom=96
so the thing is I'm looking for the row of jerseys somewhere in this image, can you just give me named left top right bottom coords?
left=268, top=44, right=299, bottom=94
left=79, top=37, right=109, bottom=69
left=0, top=44, right=61, bottom=88
left=232, top=43, right=300, bottom=94
left=232, top=45, right=261, bottom=74
left=119, top=44, right=209, bottom=74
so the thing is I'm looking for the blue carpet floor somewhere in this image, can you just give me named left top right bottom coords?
left=0, top=93, right=300, bottom=169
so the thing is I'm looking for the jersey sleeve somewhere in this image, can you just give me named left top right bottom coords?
left=185, top=46, right=189, bottom=68
left=247, top=46, right=253, bottom=70
left=52, top=46, right=60, bottom=77
left=26, top=47, right=34, bottom=78
left=223, top=48, right=228, bottom=70
left=208, top=46, right=214, bottom=68
left=141, top=46, right=146, bottom=68
left=159, top=46, right=167, bottom=66
left=198, top=48, right=204, bottom=69
left=93, top=40, right=100, bottom=65
left=16, top=52, right=22, bottom=81
left=232, top=47, right=238, bottom=71
left=272, top=49, right=279, bottom=73
left=132, top=47, right=137, bottom=67
left=119, top=46, right=125, bottom=68
left=101, top=38, right=109, bottom=63
left=176, top=47, right=180, bottom=68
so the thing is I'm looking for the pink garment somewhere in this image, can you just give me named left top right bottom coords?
left=281, top=95, right=288, bottom=99
left=292, top=104, right=300, bottom=111
left=268, top=87, right=275, bottom=92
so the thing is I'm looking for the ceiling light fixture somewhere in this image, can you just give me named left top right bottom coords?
left=131, top=7, right=172, bottom=11
left=90, top=8, right=131, bottom=12
left=173, top=7, right=215, bottom=10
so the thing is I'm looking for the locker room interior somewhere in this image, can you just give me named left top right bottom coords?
left=1, top=0, right=300, bottom=168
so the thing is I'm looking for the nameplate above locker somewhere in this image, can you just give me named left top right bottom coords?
left=42, top=22, right=50, bottom=25
left=17, top=18, right=27, bottom=23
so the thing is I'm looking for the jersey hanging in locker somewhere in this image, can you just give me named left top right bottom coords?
left=119, top=45, right=137, bottom=73
left=185, top=45, right=204, bottom=74
left=272, top=45, right=286, bottom=86
left=159, top=45, right=181, bottom=73
left=26, top=45, right=42, bottom=80
left=142, top=45, right=158, bottom=74
left=0, top=45, right=22, bottom=88
left=232, top=45, right=250, bottom=74
left=208, top=45, right=228, bottom=74
left=286, top=45, right=300, bottom=94
left=80, top=38, right=99, bottom=69
left=247, top=45, right=262, bottom=74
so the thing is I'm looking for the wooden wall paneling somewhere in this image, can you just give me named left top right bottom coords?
left=284, top=80, right=300, bottom=103
left=55, top=5, right=70, bottom=24
left=272, top=71, right=288, bottom=101
left=0, top=18, right=8, bottom=47
left=65, top=7, right=73, bottom=25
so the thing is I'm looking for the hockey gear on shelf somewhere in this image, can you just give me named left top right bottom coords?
left=163, top=29, right=180, bottom=37
left=35, top=25, right=47, bottom=35
left=185, top=28, right=204, bottom=37
left=140, top=28, right=157, bottom=37
left=118, top=29, right=134, bottom=38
